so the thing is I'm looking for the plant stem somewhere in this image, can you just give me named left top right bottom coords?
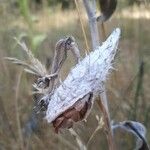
left=74, top=0, right=89, bottom=53
left=19, top=0, right=34, bottom=50
left=15, top=69, right=24, bottom=150
left=83, top=0, right=115, bottom=149
left=97, top=96, right=115, bottom=150
left=83, top=0, right=100, bottom=49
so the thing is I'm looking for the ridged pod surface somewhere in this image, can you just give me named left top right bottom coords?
left=45, top=28, right=121, bottom=131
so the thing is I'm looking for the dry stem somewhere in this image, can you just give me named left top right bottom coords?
left=15, top=69, right=24, bottom=150
left=83, top=0, right=100, bottom=49
left=97, top=96, right=115, bottom=150
left=74, top=0, right=89, bottom=53
left=83, top=0, right=115, bottom=149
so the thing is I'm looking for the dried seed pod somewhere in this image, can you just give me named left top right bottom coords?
left=97, top=0, right=117, bottom=22
left=45, top=28, right=121, bottom=131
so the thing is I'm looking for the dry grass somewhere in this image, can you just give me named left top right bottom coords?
left=0, top=2, right=150, bottom=150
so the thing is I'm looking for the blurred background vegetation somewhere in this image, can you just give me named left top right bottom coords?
left=0, top=0, right=150, bottom=149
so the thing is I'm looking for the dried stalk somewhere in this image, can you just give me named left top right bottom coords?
left=87, top=117, right=104, bottom=148
left=0, top=97, right=16, bottom=141
left=83, top=0, right=100, bottom=49
left=97, top=96, right=115, bottom=150
left=83, top=0, right=115, bottom=149
left=15, top=69, right=24, bottom=150
left=69, top=128, right=87, bottom=150
left=74, top=0, right=89, bottom=53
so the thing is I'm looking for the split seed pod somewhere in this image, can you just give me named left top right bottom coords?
left=44, top=28, right=121, bottom=132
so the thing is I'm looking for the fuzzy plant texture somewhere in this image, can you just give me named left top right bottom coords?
left=45, top=28, right=121, bottom=123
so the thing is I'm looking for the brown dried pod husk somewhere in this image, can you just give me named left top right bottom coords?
left=53, top=93, right=93, bottom=133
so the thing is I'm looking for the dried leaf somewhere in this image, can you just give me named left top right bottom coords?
left=97, top=0, right=117, bottom=22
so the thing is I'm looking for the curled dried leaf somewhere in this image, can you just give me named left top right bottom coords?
left=50, top=36, right=78, bottom=74
left=112, top=121, right=149, bottom=150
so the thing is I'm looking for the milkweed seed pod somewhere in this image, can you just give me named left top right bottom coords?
left=43, top=28, right=121, bottom=132
left=97, top=0, right=117, bottom=22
